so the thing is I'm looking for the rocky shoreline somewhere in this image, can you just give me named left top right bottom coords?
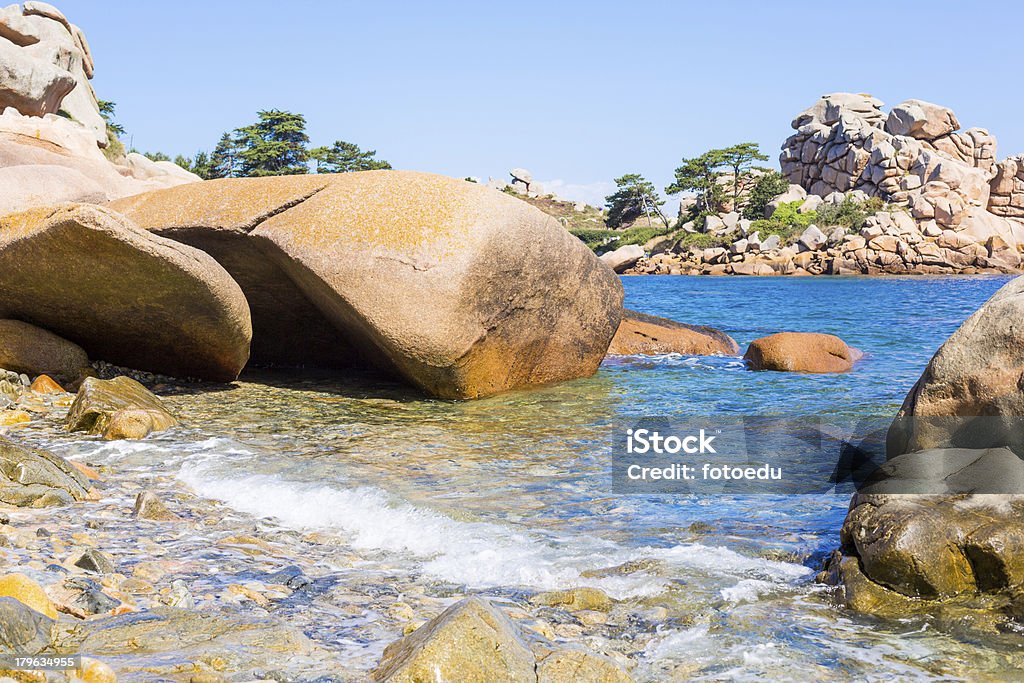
left=600, top=93, right=1024, bottom=277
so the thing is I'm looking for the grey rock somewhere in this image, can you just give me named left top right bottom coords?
left=0, top=435, right=90, bottom=507
left=70, top=547, right=115, bottom=574
left=0, top=596, right=53, bottom=654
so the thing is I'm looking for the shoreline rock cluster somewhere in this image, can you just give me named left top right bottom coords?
left=820, top=274, right=1024, bottom=630
left=621, top=93, right=1024, bottom=277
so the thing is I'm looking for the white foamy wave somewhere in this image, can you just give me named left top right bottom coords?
left=177, top=464, right=810, bottom=599
left=720, top=578, right=780, bottom=604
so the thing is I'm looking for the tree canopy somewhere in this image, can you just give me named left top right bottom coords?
left=605, top=174, right=668, bottom=228
left=234, top=109, right=310, bottom=177
left=310, top=140, right=391, bottom=173
left=666, top=142, right=769, bottom=215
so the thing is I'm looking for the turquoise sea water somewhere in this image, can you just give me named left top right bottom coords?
left=35, top=274, right=1022, bottom=680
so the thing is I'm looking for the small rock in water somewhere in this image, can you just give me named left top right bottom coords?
left=70, top=547, right=116, bottom=574
left=29, top=374, right=65, bottom=394
left=265, top=565, right=311, bottom=591
left=132, top=490, right=181, bottom=521
left=531, top=587, right=613, bottom=612
left=164, top=579, right=195, bottom=608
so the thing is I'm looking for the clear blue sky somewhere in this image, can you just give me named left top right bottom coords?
left=59, top=0, right=1023, bottom=207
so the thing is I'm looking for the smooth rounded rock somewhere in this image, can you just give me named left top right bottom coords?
left=0, top=204, right=251, bottom=381
left=744, top=332, right=860, bottom=373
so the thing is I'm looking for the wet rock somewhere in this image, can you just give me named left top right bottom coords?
left=536, top=646, right=633, bottom=683
left=131, top=490, right=181, bottom=521
left=69, top=548, right=115, bottom=574
left=163, top=579, right=194, bottom=608
left=531, top=587, right=613, bottom=612
left=265, top=565, right=311, bottom=591
left=373, top=596, right=633, bottom=682
left=65, top=376, right=177, bottom=440
left=0, top=596, right=54, bottom=655
left=77, top=657, right=117, bottom=683
left=373, top=597, right=536, bottom=682
left=47, top=576, right=120, bottom=618
left=58, top=607, right=317, bottom=671
left=0, top=572, right=58, bottom=618
left=28, top=373, right=65, bottom=394
left=744, top=332, right=860, bottom=373
left=109, top=172, right=623, bottom=399
left=607, top=309, right=739, bottom=357
left=0, top=204, right=251, bottom=382
left=0, top=320, right=90, bottom=386
left=0, top=435, right=90, bottom=506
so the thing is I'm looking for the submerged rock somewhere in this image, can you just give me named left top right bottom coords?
left=607, top=309, right=739, bottom=356
left=109, top=171, right=623, bottom=399
left=0, top=434, right=90, bottom=506
left=65, top=376, right=177, bottom=440
left=531, top=587, right=614, bottom=612
left=744, top=332, right=860, bottom=373
left=0, top=319, right=90, bottom=385
left=47, top=575, right=120, bottom=618
left=0, top=204, right=251, bottom=382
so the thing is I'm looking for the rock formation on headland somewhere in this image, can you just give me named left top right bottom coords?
left=0, top=2, right=199, bottom=216
left=627, top=93, right=1024, bottom=276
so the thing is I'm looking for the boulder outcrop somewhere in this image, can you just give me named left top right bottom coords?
left=888, top=275, right=1024, bottom=457
left=0, top=4, right=200, bottom=215
left=628, top=94, right=1024, bottom=277
left=0, top=318, right=89, bottom=384
left=599, top=244, right=645, bottom=273
left=0, top=2, right=105, bottom=143
left=608, top=309, right=739, bottom=356
left=824, top=275, right=1024, bottom=622
left=744, top=332, right=859, bottom=373
left=0, top=204, right=252, bottom=381
left=110, top=171, right=624, bottom=399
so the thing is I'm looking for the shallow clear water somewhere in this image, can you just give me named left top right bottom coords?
left=28, top=274, right=1024, bottom=680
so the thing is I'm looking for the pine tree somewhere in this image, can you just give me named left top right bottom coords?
left=605, top=174, right=668, bottom=228
left=233, top=110, right=310, bottom=177
left=208, top=132, right=240, bottom=179
left=309, top=140, right=391, bottom=173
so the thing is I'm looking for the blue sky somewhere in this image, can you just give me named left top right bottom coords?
left=59, top=0, right=1023, bottom=207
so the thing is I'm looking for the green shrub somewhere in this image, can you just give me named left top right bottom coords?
left=750, top=200, right=817, bottom=243
left=676, top=231, right=730, bottom=250
left=815, top=196, right=884, bottom=231
left=743, top=170, right=790, bottom=220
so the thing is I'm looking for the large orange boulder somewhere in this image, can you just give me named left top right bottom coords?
left=110, top=171, right=624, bottom=399
left=607, top=309, right=738, bottom=356
left=744, top=332, right=860, bottom=373
left=0, top=204, right=251, bottom=381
